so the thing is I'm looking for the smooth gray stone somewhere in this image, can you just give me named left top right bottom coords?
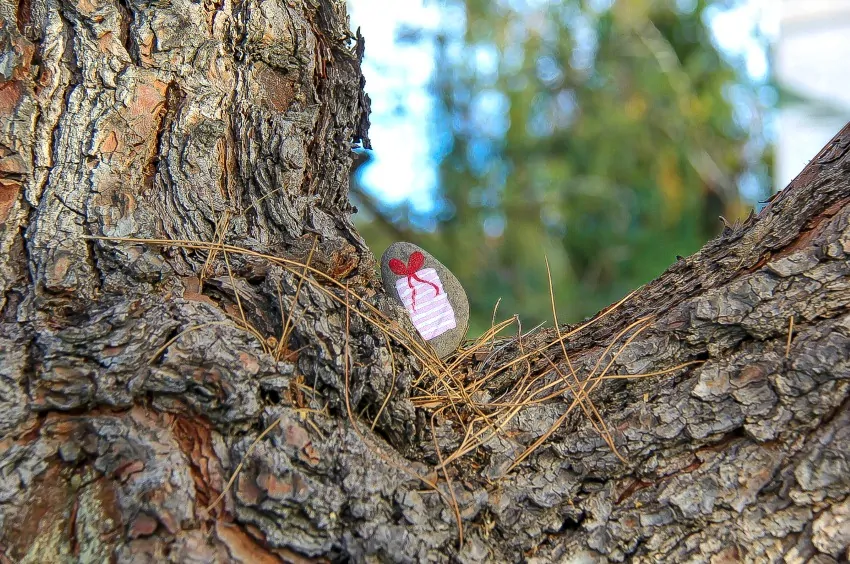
left=380, top=242, right=469, bottom=359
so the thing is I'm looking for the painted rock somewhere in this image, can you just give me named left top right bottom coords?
left=380, top=242, right=470, bottom=359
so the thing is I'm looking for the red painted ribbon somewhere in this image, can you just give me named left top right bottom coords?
left=388, top=251, right=440, bottom=312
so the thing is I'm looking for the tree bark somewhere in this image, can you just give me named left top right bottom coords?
left=1, top=0, right=850, bottom=562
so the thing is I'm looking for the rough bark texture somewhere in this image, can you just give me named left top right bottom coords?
left=1, top=0, right=850, bottom=562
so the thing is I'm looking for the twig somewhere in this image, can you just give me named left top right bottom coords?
left=786, top=316, right=794, bottom=358
left=204, top=416, right=283, bottom=514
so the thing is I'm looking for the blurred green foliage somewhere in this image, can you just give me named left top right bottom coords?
left=354, top=0, right=773, bottom=336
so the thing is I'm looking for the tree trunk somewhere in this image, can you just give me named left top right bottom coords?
left=2, top=0, right=850, bottom=562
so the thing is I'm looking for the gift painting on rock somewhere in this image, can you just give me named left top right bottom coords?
left=389, top=252, right=456, bottom=340
left=381, top=242, right=470, bottom=358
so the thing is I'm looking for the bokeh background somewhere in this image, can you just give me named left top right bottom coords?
left=347, top=0, right=850, bottom=336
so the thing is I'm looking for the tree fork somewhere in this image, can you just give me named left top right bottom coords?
left=1, top=0, right=850, bottom=561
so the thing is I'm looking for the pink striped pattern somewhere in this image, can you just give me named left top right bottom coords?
left=395, top=268, right=456, bottom=340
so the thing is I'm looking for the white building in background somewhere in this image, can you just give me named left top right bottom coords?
left=776, top=0, right=850, bottom=191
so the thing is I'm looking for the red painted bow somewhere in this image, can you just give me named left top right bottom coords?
left=388, top=251, right=440, bottom=312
